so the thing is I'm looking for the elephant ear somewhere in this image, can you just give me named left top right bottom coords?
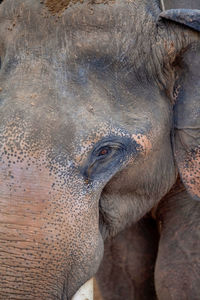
left=160, top=9, right=200, bottom=200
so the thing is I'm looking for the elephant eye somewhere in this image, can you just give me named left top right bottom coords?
left=96, top=146, right=112, bottom=157
left=82, top=136, right=136, bottom=181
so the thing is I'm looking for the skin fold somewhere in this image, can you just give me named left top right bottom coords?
left=0, top=0, right=199, bottom=299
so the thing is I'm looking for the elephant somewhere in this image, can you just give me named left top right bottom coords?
left=0, top=0, right=199, bottom=299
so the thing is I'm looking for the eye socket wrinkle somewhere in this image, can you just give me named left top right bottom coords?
left=81, top=135, right=139, bottom=183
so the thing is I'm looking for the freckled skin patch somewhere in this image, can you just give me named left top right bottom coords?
left=132, top=133, right=152, bottom=156
left=177, top=146, right=200, bottom=199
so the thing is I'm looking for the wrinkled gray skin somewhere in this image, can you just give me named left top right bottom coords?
left=165, top=0, right=199, bottom=9
left=0, top=0, right=199, bottom=299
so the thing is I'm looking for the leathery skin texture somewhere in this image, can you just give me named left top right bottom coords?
left=0, top=0, right=199, bottom=299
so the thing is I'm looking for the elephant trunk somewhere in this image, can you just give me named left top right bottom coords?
left=0, top=157, right=103, bottom=299
left=0, top=198, right=102, bottom=300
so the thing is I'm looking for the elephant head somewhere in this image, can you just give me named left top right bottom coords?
left=0, top=0, right=199, bottom=299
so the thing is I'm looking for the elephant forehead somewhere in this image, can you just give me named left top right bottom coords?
left=0, top=0, right=153, bottom=64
